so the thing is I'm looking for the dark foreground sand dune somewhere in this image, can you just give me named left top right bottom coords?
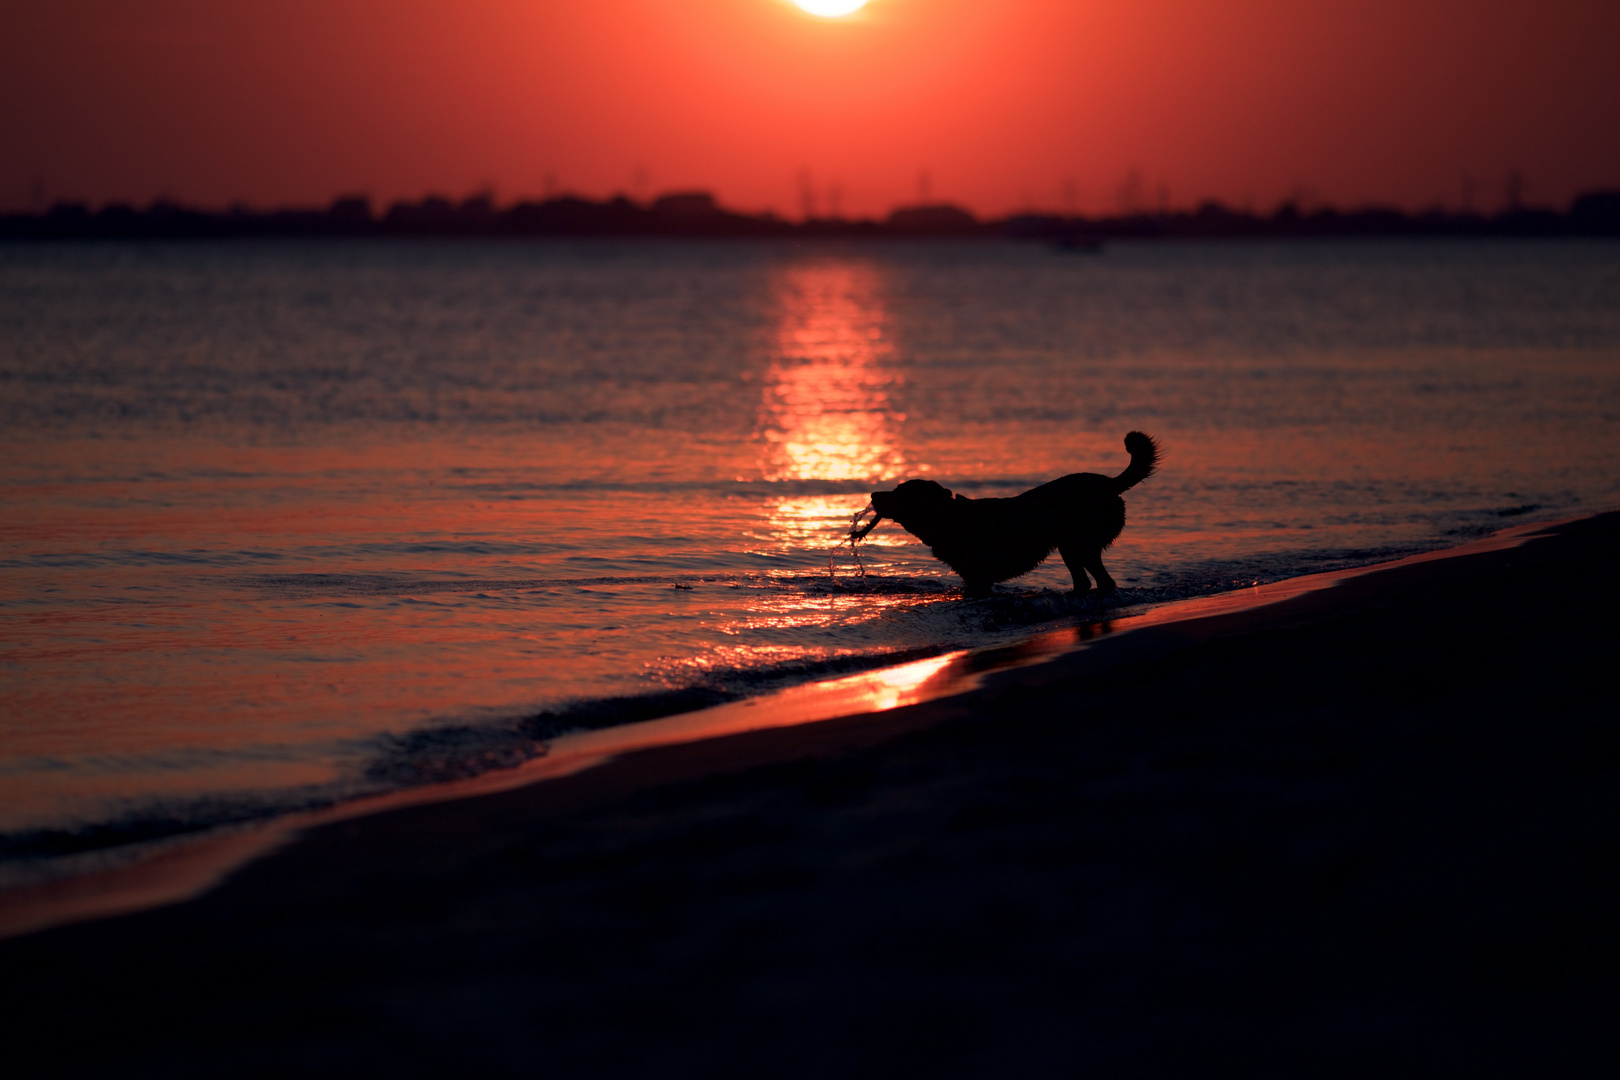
left=4, top=514, right=1616, bottom=1076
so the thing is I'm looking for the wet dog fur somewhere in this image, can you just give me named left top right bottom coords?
left=865, top=432, right=1159, bottom=598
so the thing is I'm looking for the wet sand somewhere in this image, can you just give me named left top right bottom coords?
left=3, top=513, right=1615, bottom=1076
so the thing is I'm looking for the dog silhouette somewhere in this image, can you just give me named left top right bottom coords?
left=861, top=432, right=1159, bottom=598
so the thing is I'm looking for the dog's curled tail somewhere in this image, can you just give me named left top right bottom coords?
left=1112, top=431, right=1160, bottom=493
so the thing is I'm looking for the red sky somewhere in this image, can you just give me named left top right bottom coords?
left=4, top=0, right=1617, bottom=218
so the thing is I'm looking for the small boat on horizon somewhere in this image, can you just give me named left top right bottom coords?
left=1052, top=231, right=1105, bottom=253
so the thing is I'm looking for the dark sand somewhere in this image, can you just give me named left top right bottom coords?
left=4, top=513, right=1616, bottom=1076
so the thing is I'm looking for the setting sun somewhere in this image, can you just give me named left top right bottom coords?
left=791, top=0, right=869, bottom=17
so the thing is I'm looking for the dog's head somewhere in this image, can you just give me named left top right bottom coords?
left=870, top=479, right=955, bottom=533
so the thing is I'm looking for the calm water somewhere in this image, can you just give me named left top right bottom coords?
left=3, top=238, right=1618, bottom=866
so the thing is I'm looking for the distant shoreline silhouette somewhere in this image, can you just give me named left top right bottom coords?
left=4, top=188, right=1617, bottom=241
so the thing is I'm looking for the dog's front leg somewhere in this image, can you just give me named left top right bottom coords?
left=960, top=576, right=995, bottom=599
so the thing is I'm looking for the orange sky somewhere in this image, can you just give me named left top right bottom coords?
left=4, top=0, right=1617, bottom=218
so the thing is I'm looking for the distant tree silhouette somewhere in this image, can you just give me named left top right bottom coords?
left=4, top=188, right=1618, bottom=242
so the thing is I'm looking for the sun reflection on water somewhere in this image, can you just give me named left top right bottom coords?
left=759, top=261, right=907, bottom=484
left=752, top=261, right=920, bottom=579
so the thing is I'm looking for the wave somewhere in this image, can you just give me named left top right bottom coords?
left=0, top=642, right=962, bottom=872
left=0, top=536, right=1479, bottom=879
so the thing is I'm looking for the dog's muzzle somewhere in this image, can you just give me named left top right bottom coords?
left=849, top=502, right=881, bottom=542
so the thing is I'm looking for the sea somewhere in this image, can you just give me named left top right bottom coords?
left=3, top=236, right=1618, bottom=876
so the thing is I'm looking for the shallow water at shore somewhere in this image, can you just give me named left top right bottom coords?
left=3, top=237, right=1618, bottom=858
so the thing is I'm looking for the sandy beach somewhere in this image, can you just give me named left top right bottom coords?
left=3, top=511, right=1615, bottom=1076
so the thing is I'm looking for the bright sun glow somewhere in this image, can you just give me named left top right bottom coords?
left=791, top=0, right=869, bottom=16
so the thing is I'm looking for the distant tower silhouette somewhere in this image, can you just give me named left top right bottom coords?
left=827, top=182, right=843, bottom=219
left=1117, top=169, right=1144, bottom=215
left=632, top=166, right=649, bottom=205
left=797, top=168, right=817, bottom=220
left=1505, top=169, right=1525, bottom=211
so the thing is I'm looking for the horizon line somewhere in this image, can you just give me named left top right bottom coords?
left=11, top=184, right=1620, bottom=226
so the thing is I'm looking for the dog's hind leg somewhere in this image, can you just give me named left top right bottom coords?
left=1059, top=545, right=1094, bottom=594
left=1060, top=544, right=1117, bottom=596
left=1085, top=553, right=1118, bottom=595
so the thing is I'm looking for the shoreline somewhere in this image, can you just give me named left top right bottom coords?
left=2, top=509, right=1613, bottom=1071
left=0, top=515, right=1573, bottom=939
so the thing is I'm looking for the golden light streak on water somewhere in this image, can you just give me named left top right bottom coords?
left=759, top=261, right=906, bottom=483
